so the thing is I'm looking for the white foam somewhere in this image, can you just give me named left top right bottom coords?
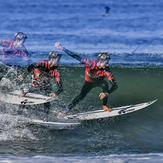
left=0, top=153, right=163, bottom=163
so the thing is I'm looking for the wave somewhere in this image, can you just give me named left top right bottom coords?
left=1, top=153, right=163, bottom=163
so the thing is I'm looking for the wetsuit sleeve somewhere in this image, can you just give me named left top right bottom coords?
left=54, top=81, right=63, bottom=96
left=0, top=40, right=10, bottom=47
left=62, top=47, right=82, bottom=62
left=21, top=48, right=33, bottom=65
left=63, top=47, right=94, bottom=66
left=24, top=61, right=44, bottom=76
left=108, top=78, right=118, bottom=94
left=105, top=67, right=118, bottom=94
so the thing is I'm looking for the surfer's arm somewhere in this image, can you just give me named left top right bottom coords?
left=23, top=61, right=45, bottom=77
left=62, top=47, right=82, bottom=62
left=63, top=48, right=94, bottom=66
left=105, top=67, right=118, bottom=94
left=103, top=68, right=118, bottom=95
left=21, top=48, right=33, bottom=65
left=99, top=78, right=118, bottom=99
left=108, top=78, right=118, bottom=94
left=55, top=42, right=94, bottom=66
left=22, top=63, right=36, bottom=77
left=18, top=62, right=39, bottom=81
left=54, top=42, right=82, bottom=62
left=0, top=40, right=10, bottom=47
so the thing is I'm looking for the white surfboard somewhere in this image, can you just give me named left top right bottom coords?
left=29, top=119, right=80, bottom=129
left=0, top=113, right=80, bottom=130
left=0, top=90, right=55, bottom=105
left=63, top=99, right=157, bottom=121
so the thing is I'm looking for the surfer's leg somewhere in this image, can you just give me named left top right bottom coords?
left=19, top=85, right=25, bottom=98
left=43, top=102, right=50, bottom=121
left=43, top=84, right=51, bottom=121
left=100, top=79, right=109, bottom=105
left=67, top=81, right=93, bottom=110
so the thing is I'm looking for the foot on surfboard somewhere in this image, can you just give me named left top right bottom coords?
left=57, top=108, right=68, bottom=119
left=103, top=105, right=112, bottom=112
left=43, top=117, right=48, bottom=122
left=18, top=90, right=25, bottom=98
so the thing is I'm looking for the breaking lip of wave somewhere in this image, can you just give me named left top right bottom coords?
left=1, top=153, right=163, bottom=163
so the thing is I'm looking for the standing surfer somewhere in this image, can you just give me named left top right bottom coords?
left=0, top=32, right=33, bottom=80
left=55, top=42, right=118, bottom=118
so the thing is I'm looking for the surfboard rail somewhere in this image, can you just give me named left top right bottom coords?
left=63, top=99, right=157, bottom=121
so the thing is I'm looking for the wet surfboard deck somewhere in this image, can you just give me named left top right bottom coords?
left=0, top=90, right=55, bottom=105
left=63, top=99, right=157, bottom=121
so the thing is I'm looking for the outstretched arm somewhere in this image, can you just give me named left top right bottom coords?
left=0, top=40, right=10, bottom=47
left=55, top=42, right=82, bottom=62
left=18, top=62, right=40, bottom=81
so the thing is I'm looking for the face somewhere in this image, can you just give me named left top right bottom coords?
left=97, top=59, right=109, bottom=69
left=14, top=39, right=25, bottom=48
left=48, top=57, right=60, bottom=67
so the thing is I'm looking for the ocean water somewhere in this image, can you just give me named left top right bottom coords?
left=0, top=0, right=163, bottom=162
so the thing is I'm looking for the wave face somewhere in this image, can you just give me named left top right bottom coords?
left=0, top=67, right=162, bottom=157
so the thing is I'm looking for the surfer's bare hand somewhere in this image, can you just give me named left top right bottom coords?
left=54, top=42, right=64, bottom=50
left=18, top=74, right=26, bottom=81
left=99, top=92, right=109, bottom=99
left=57, top=111, right=67, bottom=119
left=50, top=93, right=57, bottom=98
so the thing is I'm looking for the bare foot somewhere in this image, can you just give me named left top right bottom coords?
left=43, top=117, right=48, bottom=122
left=103, top=105, right=112, bottom=112
left=19, top=90, right=25, bottom=98
left=57, top=113, right=64, bottom=119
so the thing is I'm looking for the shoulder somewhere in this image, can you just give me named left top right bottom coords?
left=81, top=58, right=96, bottom=67
left=36, top=60, right=48, bottom=66
left=104, top=66, right=113, bottom=76
left=105, top=66, right=112, bottom=72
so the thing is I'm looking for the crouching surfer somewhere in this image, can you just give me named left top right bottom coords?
left=18, top=51, right=63, bottom=121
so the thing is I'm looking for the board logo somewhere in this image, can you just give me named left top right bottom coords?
left=118, top=108, right=135, bottom=114
left=20, top=99, right=34, bottom=105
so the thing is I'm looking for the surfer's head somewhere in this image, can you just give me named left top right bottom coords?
left=48, top=51, right=61, bottom=67
left=14, top=32, right=27, bottom=48
left=97, top=52, right=110, bottom=69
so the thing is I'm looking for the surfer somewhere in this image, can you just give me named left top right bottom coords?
left=55, top=42, right=118, bottom=118
left=102, top=6, right=110, bottom=17
left=18, top=51, right=63, bottom=121
left=0, top=32, right=33, bottom=80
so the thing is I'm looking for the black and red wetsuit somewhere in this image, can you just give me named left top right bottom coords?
left=0, top=39, right=32, bottom=66
left=24, top=60, right=63, bottom=118
left=25, top=60, right=63, bottom=96
left=63, top=48, right=118, bottom=110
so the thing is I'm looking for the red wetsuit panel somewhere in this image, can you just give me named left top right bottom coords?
left=31, top=60, right=61, bottom=87
left=81, top=58, right=114, bottom=83
left=1, top=39, right=30, bottom=63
